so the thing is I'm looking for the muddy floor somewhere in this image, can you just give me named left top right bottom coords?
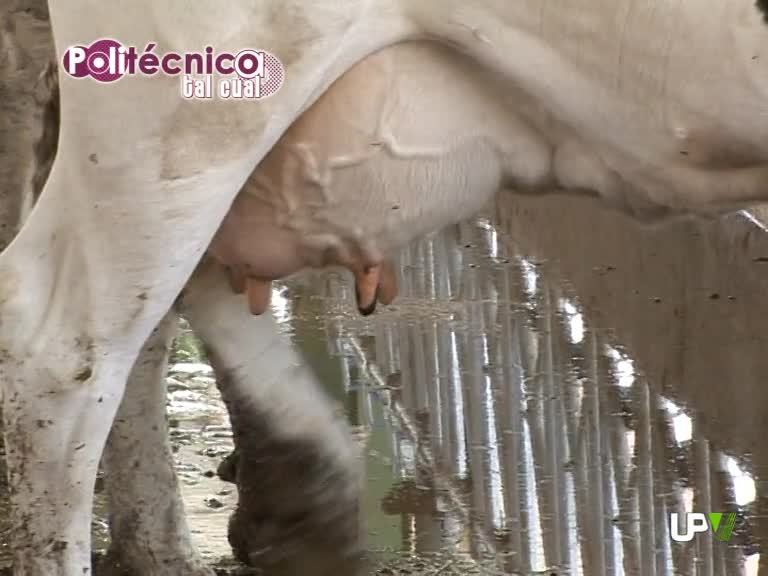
left=2, top=194, right=768, bottom=575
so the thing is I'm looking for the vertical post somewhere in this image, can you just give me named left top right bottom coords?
left=636, top=378, right=657, bottom=576
left=693, top=434, right=714, bottom=576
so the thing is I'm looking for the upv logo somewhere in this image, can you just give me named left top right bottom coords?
left=669, top=512, right=737, bottom=543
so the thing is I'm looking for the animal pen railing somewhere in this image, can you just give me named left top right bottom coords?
left=286, top=206, right=762, bottom=576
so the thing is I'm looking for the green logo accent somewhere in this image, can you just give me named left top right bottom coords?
left=707, top=512, right=737, bottom=542
left=708, top=512, right=722, bottom=532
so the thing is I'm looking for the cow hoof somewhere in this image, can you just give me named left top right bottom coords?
left=228, top=507, right=367, bottom=576
left=96, top=551, right=214, bottom=576
left=225, top=432, right=365, bottom=576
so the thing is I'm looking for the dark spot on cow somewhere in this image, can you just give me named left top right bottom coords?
left=757, top=0, right=768, bottom=24
left=709, top=292, right=720, bottom=300
left=74, top=336, right=95, bottom=351
left=74, top=443, right=86, bottom=451
left=137, top=291, right=148, bottom=300
left=97, top=396, right=103, bottom=403
left=88, top=153, right=98, bottom=164
left=74, top=366, right=92, bottom=382
left=30, top=59, right=60, bottom=204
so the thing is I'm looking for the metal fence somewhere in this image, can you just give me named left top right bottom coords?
left=297, top=194, right=765, bottom=576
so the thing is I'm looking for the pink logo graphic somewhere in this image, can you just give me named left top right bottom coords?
left=62, top=39, right=124, bottom=82
left=61, top=39, right=285, bottom=100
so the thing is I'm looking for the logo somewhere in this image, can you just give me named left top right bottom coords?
left=61, top=39, right=284, bottom=100
left=669, top=512, right=737, bottom=543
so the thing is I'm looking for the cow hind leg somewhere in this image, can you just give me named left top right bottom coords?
left=19, top=55, right=213, bottom=576
left=178, top=258, right=365, bottom=576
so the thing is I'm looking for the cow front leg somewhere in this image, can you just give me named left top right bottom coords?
left=99, top=311, right=213, bottom=576
left=0, top=2, right=409, bottom=573
left=0, top=162, right=252, bottom=576
left=0, top=65, right=282, bottom=576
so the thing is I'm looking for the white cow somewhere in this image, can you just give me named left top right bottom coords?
left=3, top=1, right=768, bottom=575
left=1, top=5, right=363, bottom=576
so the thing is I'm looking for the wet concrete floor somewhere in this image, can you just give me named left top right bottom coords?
left=1, top=192, right=768, bottom=575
